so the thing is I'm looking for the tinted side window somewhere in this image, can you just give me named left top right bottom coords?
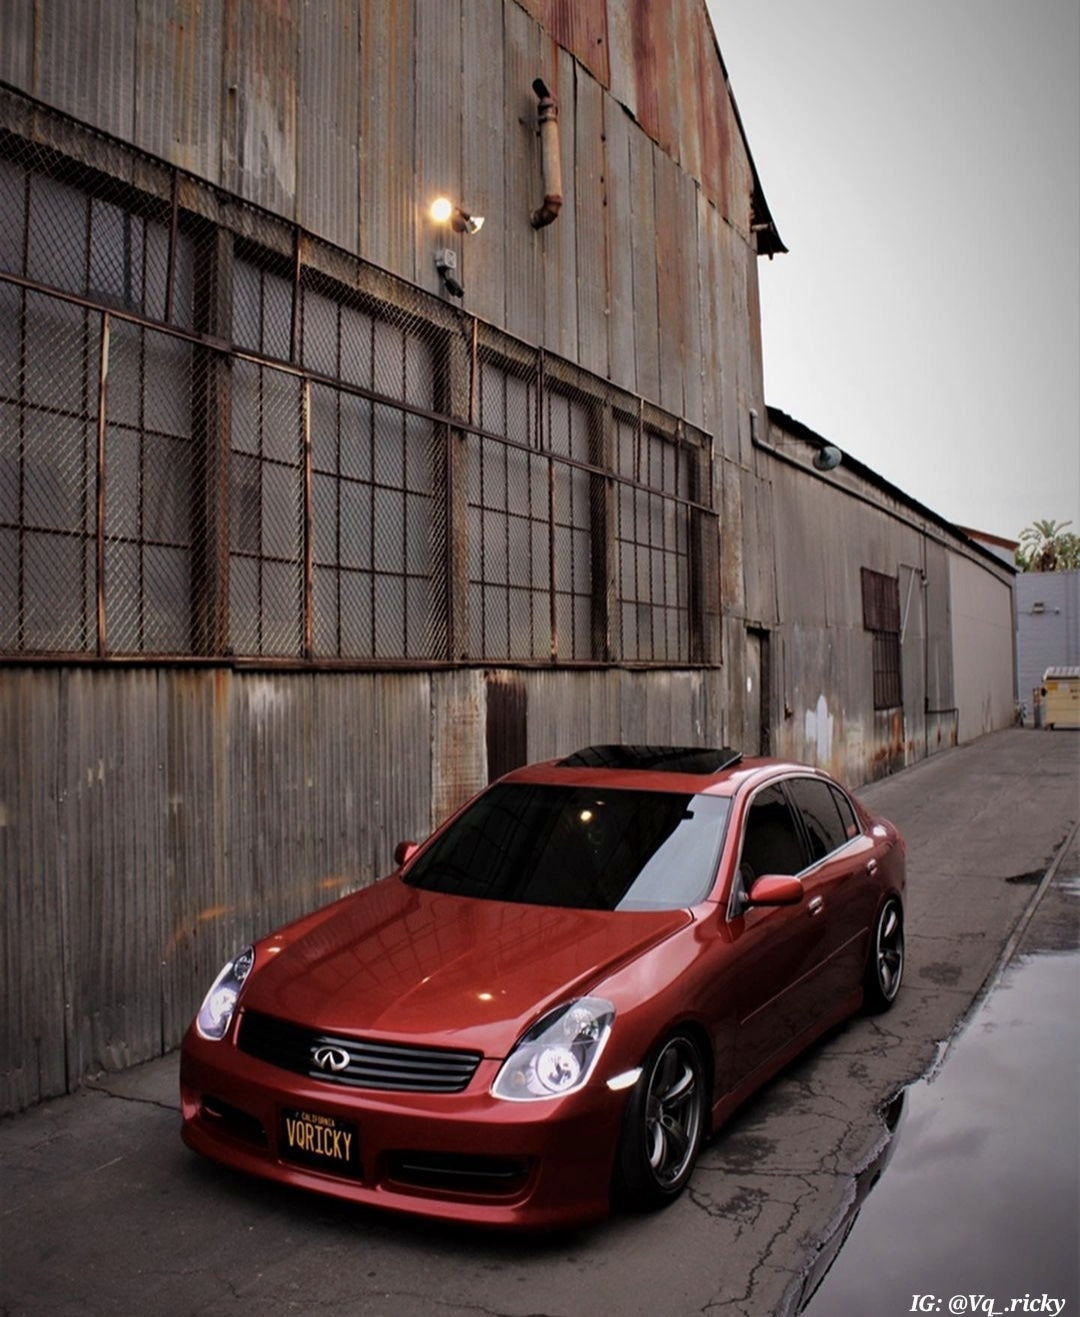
left=739, top=785, right=808, bottom=882
left=787, top=777, right=849, bottom=863
left=829, top=784, right=860, bottom=841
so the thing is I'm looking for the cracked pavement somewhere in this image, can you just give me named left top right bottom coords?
left=1, top=727, right=1077, bottom=1317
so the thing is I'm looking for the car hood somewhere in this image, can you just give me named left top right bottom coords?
left=240, top=876, right=691, bottom=1056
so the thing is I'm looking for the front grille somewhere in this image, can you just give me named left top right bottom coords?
left=237, top=1009, right=482, bottom=1093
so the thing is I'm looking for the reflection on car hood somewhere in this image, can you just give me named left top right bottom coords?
left=241, top=876, right=692, bottom=1055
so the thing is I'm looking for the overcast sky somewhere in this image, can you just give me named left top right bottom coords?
left=707, top=0, right=1080, bottom=542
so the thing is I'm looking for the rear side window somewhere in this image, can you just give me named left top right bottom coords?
left=787, top=777, right=850, bottom=863
left=738, top=784, right=807, bottom=882
left=830, top=784, right=860, bottom=841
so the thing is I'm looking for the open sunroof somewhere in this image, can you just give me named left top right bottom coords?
left=556, top=745, right=742, bottom=775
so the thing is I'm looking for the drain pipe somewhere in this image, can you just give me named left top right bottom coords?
left=531, top=78, right=563, bottom=228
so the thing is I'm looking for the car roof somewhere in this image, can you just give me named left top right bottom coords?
left=500, top=745, right=831, bottom=798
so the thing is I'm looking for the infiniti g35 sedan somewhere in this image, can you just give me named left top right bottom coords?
left=180, top=745, right=905, bottom=1229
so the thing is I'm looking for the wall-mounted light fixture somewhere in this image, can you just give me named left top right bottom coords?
left=429, top=196, right=484, bottom=234
left=812, top=445, right=842, bottom=471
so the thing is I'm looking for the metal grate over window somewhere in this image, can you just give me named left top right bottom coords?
left=861, top=567, right=902, bottom=710
left=0, top=96, right=716, bottom=668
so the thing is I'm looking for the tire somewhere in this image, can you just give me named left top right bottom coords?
left=613, top=1032, right=706, bottom=1211
left=863, top=896, right=904, bottom=1012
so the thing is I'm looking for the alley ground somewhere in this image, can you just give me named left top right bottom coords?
left=1, top=726, right=1077, bottom=1317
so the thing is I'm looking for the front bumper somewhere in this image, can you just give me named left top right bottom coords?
left=179, top=1026, right=626, bottom=1230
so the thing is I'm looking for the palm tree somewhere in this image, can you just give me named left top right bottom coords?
left=1016, top=519, right=1080, bottom=572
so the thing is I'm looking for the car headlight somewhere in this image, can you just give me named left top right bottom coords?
left=492, top=997, right=614, bottom=1101
left=195, top=946, right=255, bottom=1040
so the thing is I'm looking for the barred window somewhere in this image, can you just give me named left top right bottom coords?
left=1, top=146, right=197, bottom=654
left=0, top=109, right=717, bottom=669
left=468, top=355, right=549, bottom=660
left=615, top=413, right=694, bottom=661
left=861, top=567, right=902, bottom=709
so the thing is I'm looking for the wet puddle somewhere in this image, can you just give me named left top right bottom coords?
left=799, top=950, right=1080, bottom=1315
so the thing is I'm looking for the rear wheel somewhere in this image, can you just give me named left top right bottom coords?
left=614, top=1032, right=706, bottom=1211
left=864, top=896, right=904, bottom=1012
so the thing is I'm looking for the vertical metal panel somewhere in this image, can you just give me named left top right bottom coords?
left=297, top=0, right=359, bottom=252
left=628, top=0, right=660, bottom=150
left=696, top=192, right=721, bottom=437
left=604, top=0, right=637, bottom=123
left=668, top=0, right=701, bottom=184
left=502, top=0, right=544, bottom=344
left=485, top=671, right=528, bottom=780
left=221, top=0, right=298, bottom=217
left=431, top=670, right=487, bottom=828
left=693, top=5, right=730, bottom=219
left=462, top=0, right=508, bottom=327
left=573, top=65, right=608, bottom=379
left=0, top=0, right=34, bottom=87
left=924, top=538, right=955, bottom=714
left=653, top=145, right=685, bottom=417
left=36, top=0, right=138, bottom=141
left=541, top=40, right=579, bottom=362
left=678, top=168, right=704, bottom=429
left=0, top=670, right=67, bottom=1113
left=414, top=0, right=462, bottom=296
left=134, top=0, right=225, bottom=181
left=61, top=669, right=166, bottom=1084
left=603, top=91, right=635, bottom=394
left=358, top=0, right=416, bottom=278
left=513, top=0, right=609, bottom=89
left=627, top=123, right=660, bottom=402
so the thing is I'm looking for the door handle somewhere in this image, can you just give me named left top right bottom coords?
left=866, top=858, right=878, bottom=876
left=807, top=895, right=825, bottom=916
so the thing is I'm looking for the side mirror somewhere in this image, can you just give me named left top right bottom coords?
left=394, top=840, right=419, bottom=867
left=747, top=875, right=804, bottom=907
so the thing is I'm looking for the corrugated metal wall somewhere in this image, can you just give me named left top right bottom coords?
left=0, top=663, right=723, bottom=1113
left=764, top=418, right=1014, bottom=785
left=0, top=0, right=761, bottom=460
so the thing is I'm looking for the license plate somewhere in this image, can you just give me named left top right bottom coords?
left=280, top=1108, right=359, bottom=1176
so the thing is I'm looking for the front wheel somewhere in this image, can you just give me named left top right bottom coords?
left=863, top=896, right=904, bottom=1012
left=613, top=1032, right=706, bottom=1211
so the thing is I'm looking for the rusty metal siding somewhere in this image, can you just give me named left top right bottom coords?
left=0, top=666, right=442, bottom=1114
left=135, top=0, right=225, bottom=181
left=0, top=2, right=33, bottom=86
left=502, top=0, right=544, bottom=344
left=415, top=0, right=463, bottom=297
left=603, top=92, right=635, bottom=391
left=297, top=0, right=359, bottom=253
left=358, top=0, right=416, bottom=277
left=604, top=0, right=637, bottom=124
left=541, top=41, right=580, bottom=362
left=572, top=63, right=609, bottom=379
left=35, top=0, right=138, bottom=141
left=221, top=0, right=298, bottom=218
left=653, top=145, right=684, bottom=417
left=430, top=670, right=487, bottom=826
left=1, top=669, right=67, bottom=1113
left=463, top=0, right=509, bottom=329
left=627, top=123, right=660, bottom=401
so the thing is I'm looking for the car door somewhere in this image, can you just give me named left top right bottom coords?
left=783, top=776, right=877, bottom=1004
left=728, top=782, right=823, bottom=1084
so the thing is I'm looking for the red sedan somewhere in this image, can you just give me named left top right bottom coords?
left=180, top=745, right=905, bottom=1229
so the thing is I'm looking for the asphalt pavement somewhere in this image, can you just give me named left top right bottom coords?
left=1, top=726, right=1077, bottom=1317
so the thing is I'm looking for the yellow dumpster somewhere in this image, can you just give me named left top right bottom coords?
left=1042, top=667, right=1080, bottom=730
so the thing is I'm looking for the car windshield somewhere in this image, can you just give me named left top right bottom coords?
left=403, top=784, right=731, bottom=911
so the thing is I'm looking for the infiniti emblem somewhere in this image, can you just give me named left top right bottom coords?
left=312, top=1044, right=350, bottom=1074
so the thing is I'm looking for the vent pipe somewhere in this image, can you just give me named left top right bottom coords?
left=531, top=78, right=563, bottom=228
